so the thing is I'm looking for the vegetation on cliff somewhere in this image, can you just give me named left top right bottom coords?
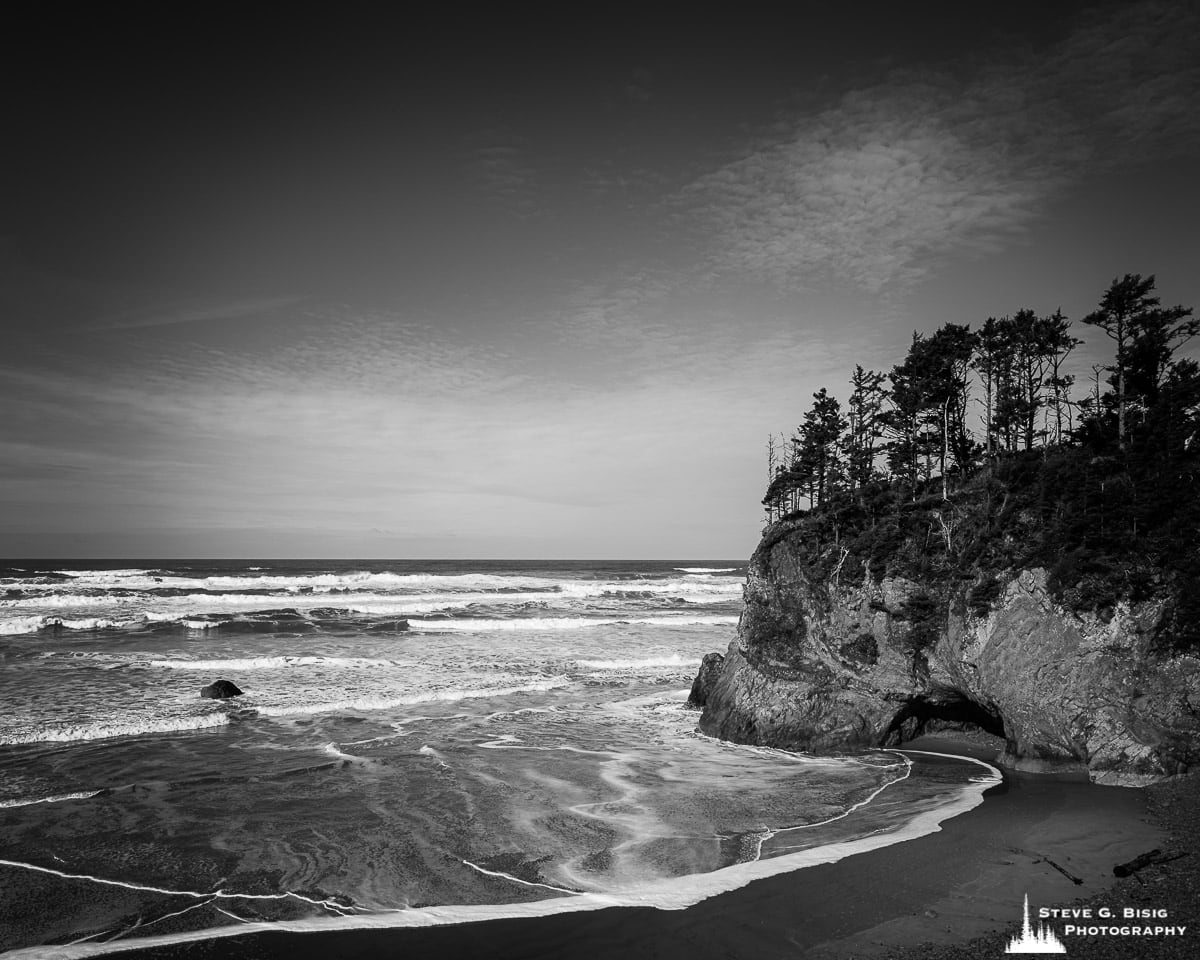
left=761, top=274, right=1199, bottom=651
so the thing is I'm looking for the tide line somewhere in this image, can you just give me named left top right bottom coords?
left=772, top=752, right=914, bottom=838
left=0, top=857, right=359, bottom=916
left=0, top=790, right=102, bottom=809
left=460, top=860, right=578, bottom=895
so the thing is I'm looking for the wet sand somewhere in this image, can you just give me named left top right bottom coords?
left=82, top=734, right=1174, bottom=960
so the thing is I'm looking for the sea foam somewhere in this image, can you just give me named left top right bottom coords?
left=411, top=615, right=739, bottom=632
left=149, top=656, right=395, bottom=670
left=0, top=790, right=103, bottom=809
left=253, top=678, right=573, bottom=718
left=0, top=615, right=144, bottom=636
left=576, top=654, right=701, bottom=669
left=1, top=712, right=231, bottom=746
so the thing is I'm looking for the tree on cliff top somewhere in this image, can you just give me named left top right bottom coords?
left=1083, top=274, right=1197, bottom=448
left=792, top=388, right=847, bottom=510
left=884, top=325, right=976, bottom=500
left=847, top=365, right=887, bottom=495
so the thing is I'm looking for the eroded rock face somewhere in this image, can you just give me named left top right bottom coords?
left=687, top=652, right=725, bottom=708
left=698, top=522, right=1200, bottom=785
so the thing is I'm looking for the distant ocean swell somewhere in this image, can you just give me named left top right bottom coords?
left=0, top=566, right=745, bottom=638
left=0, top=610, right=740, bottom=637
left=4, top=568, right=744, bottom=594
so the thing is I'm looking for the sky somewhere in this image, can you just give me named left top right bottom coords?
left=2, top=2, right=1199, bottom=559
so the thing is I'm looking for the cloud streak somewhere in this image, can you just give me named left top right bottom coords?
left=90, top=296, right=310, bottom=331
left=679, top=1, right=1200, bottom=296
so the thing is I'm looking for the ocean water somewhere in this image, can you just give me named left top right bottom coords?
left=0, top=560, right=999, bottom=956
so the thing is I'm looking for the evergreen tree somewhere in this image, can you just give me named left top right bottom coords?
left=1124, top=298, right=1198, bottom=417
left=884, top=336, right=926, bottom=497
left=1082, top=274, right=1193, bottom=448
left=990, top=315, right=1023, bottom=454
left=987, top=310, right=1063, bottom=453
left=1042, top=309, right=1081, bottom=444
left=973, top=316, right=1008, bottom=462
left=887, top=326, right=976, bottom=499
left=924, top=323, right=977, bottom=491
left=794, top=388, right=847, bottom=508
left=846, top=365, right=887, bottom=494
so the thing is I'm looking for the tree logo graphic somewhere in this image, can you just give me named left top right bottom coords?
left=1005, top=894, right=1067, bottom=953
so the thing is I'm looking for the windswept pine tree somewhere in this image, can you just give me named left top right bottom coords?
left=1043, top=309, right=1081, bottom=444
left=1083, top=274, right=1198, bottom=449
left=972, top=316, right=1007, bottom=463
left=846, top=365, right=887, bottom=496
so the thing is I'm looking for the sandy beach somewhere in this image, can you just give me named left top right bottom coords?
left=82, top=733, right=1193, bottom=960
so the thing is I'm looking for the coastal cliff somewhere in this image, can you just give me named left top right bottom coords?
left=697, top=479, right=1200, bottom=786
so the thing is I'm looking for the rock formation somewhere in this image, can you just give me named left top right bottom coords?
left=201, top=679, right=244, bottom=699
left=697, top=517, right=1200, bottom=785
left=687, top=652, right=725, bottom=708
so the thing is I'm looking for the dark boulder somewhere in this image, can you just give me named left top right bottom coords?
left=687, top=652, right=725, bottom=709
left=201, top=679, right=243, bottom=700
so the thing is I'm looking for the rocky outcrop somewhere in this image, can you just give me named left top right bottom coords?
left=698, top=520, right=1200, bottom=785
left=687, top=652, right=725, bottom=708
left=201, top=679, right=244, bottom=699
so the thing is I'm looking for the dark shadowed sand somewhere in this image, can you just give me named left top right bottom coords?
left=90, top=735, right=1181, bottom=960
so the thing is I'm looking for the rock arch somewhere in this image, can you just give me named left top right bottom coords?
left=882, top=686, right=1004, bottom=745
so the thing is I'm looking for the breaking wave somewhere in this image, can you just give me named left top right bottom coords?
left=0, top=615, right=142, bottom=635
left=148, top=656, right=396, bottom=670
left=254, top=678, right=572, bottom=717
left=1, top=712, right=231, bottom=746
left=576, top=654, right=702, bottom=669
left=411, top=615, right=739, bottom=632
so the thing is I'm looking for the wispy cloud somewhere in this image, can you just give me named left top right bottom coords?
left=89, top=295, right=310, bottom=331
left=466, top=133, right=542, bottom=219
left=679, top=0, right=1200, bottom=296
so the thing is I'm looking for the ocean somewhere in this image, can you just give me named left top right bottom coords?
left=0, top=560, right=999, bottom=956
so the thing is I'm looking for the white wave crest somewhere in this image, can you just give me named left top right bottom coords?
left=0, top=615, right=51, bottom=635
left=0, top=790, right=103, bottom=809
left=150, top=656, right=394, bottom=670
left=575, top=654, right=701, bottom=670
left=54, top=568, right=159, bottom=579
left=14, top=570, right=745, bottom=600
left=0, top=593, right=143, bottom=609
left=254, top=678, right=572, bottom=718
left=554, top=580, right=742, bottom=599
left=0, top=712, right=230, bottom=746
left=0, top=615, right=143, bottom=636
left=35, top=570, right=577, bottom=594
left=413, top=615, right=739, bottom=632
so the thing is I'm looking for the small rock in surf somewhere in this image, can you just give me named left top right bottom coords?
left=200, top=679, right=244, bottom=699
